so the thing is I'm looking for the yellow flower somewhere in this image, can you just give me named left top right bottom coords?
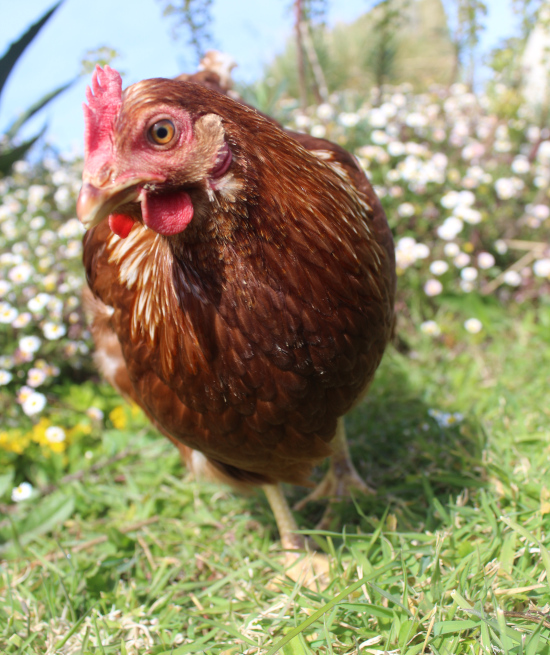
left=0, top=430, right=31, bottom=454
left=31, top=418, right=51, bottom=445
left=109, top=406, right=127, bottom=430
left=67, top=422, right=93, bottom=439
left=130, top=404, right=142, bottom=418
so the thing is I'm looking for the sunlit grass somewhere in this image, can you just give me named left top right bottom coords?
left=1, top=300, right=550, bottom=653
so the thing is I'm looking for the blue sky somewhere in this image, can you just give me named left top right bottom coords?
left=1, top=0, right=517, bottom=154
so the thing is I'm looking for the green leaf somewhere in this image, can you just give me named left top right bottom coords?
left=369, top=582, right=413, bottom=615
left=0, top=492, right=75, bottom=556
left=264, top=564, right=395, bottom=655
left=433, top=620, right=480, bottom=635
left=282, top=636, right=311, bottom=655
left=0, top=1, right=63, bottom=99
left=500, top=532, right=517, bottom=575
left=86, top=570, right=116, bottom=595
left=0, top=127, right=45, bottom=176
left=539, top=544, right=550, bottom=585
left=107, top=527, right=135, bottom=553
left=399, top=619, right=420, bottom=649
left=0, top=470, right=14, bottom=499
left=5, top=80, right=73, bottom=139
left=525, top=619, right=546, bottom=655
left=155, top=629, right=218, bottom=655
left=337, top=602, right=395, bottom=619
left=500, top=515, right=539, bottom=545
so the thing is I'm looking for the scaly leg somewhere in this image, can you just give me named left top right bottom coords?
left=263, top=482, right=330, bottom=588
left=294, top=417, right=372, bottom=527
left=263, top=483, right=305, bottom=550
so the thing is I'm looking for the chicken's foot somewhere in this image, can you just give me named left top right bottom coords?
left=294, top=417, right=373, bottom=529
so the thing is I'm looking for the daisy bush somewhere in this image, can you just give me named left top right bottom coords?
left=280, top=82, right=550, bottom=317
left=0, top=154, right=142, bottom=489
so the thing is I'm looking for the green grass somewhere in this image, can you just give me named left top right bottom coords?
left=1, top=297, right=550, bottom=654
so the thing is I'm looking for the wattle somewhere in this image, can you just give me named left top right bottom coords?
left=142, top=190, right=194, bottom=236
left=109, top=213, right=135, bottom=239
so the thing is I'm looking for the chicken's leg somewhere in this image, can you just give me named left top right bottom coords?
left=294, top=417, right=372, bottom=527
left=263, top=483, right=329, bottom=587
left=263, top=483, right=305, bottom=550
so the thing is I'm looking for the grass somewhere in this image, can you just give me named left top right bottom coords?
left=1, top=297, right=550, bottom=654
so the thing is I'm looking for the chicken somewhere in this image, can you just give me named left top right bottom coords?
left=77, top=57, right=396, bottom=552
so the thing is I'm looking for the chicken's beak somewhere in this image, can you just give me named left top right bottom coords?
left=76, top=181, right=141, bottom=230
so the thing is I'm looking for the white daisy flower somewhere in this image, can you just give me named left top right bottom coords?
left=534, top=258, right=550, bottom=278
left=371, top=129, right=389, bottom=145
left=43, top=322, right=67, bottom=340
left=437, top=216, right=464, bottom=240
left=58, top=218, right=84, bottom=238
left=494, top=240, right=508, bottom=255
left=17, top=386, right=33, bottom=403
left=310, top=124, right=326, bottom=138
left=503, top=270, right=522, bottom=286
left=420, top=320, right=441, bottom=336
left=63, top=240, right=82, bottom=258
left=338, top=112, right=360, bottom=127
left=495, top=177, right=524, bottom=200
left=12, top=312, right=32, bottom=328
left=430, top=260, right=449, bottom=276
left=11, top=482, right=33, bottom=502
left=28, top=293, right=51, bottom=312
left=388, top=141, right=406, bottom=157
left=454, top=252, right=471, bottom=268
left=397, top=202, right=415, bottom=217
left=8, top=262, right=33, bottom=284
left=0, top=280, right=12, bottom=297
left=461, top=267, right=478, bottom=282
left=316, top=103, right=334, bottom=121
left=27, top=368, right=47, bottom=388
left=87, top=407, right=104, bottom=421
left=29, top=216, right=46, bottom=230
left=477, top=252, right=495, bottom=269
left=464, top=318, right=483, bottom=334
left=530, top=204, right=550, bottom=220
left=0, top=370, right=13, bottom=385
left=444, top=242, right=460, bottom=257
left=21, top=391, right=47, bottom=416
left=0, top=356, right=14, bottom=369
left=19, top=335, right=42, bottom=354
left=424, top=279, right=443, bottom=296
left=511, top=156, right=530, bottom=174
left=45, top=426, right=66, bottom=443
left=413, top=243, right=430, bottom=259
left=0, top=302, right=18, bottom=324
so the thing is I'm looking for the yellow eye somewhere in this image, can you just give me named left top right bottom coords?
left=148, top=119, right=176, bottom=145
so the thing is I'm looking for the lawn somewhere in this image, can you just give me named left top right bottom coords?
left=2, top=297, right=550, bottom=654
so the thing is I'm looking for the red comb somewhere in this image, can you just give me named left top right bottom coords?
left=83, top=65, right=122, bottom=161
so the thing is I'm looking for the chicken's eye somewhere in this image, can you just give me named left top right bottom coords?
left=148, top=119, right=176, bottom=145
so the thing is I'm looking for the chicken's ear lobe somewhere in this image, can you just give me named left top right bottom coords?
left=185, top=113, right=228, bottom=183
left=194, top=113, right=226, bottom=154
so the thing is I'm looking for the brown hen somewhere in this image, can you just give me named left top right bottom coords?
left=77, top=55, right=395, bottom=551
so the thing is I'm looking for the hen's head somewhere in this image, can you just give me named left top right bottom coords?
left=77, top=66, right=238, bottom=240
